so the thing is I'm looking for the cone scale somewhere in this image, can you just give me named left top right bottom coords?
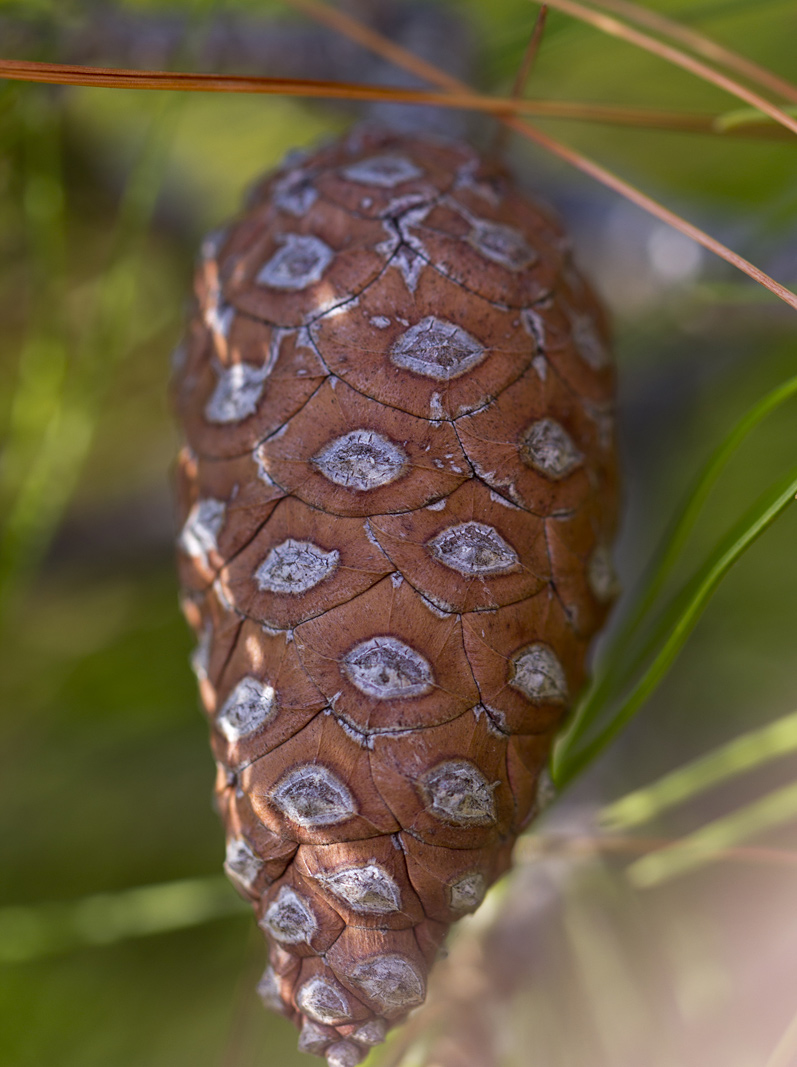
left=172, top=126, right=619, bottom=1065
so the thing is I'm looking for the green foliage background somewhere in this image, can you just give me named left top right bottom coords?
left=0, top=1, right=795, bottom=1065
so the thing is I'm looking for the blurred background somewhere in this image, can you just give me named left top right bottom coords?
left=0, top=1, right=795, bottom=1065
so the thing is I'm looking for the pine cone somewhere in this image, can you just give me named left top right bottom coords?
left=172, top=126, right=619, bottom=1064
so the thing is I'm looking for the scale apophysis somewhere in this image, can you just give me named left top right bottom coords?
left=173, top=126, right=619, bottom=1066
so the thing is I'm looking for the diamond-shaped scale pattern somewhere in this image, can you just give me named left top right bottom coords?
left=172, top=126, right=620, bottom=1065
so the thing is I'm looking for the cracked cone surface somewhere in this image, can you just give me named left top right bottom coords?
left=173, top=126, right=619, bottom=1063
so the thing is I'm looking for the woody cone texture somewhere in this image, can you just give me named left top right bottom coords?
left=172, top=127, right=619, bottom=1065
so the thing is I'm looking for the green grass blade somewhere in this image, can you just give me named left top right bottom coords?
left=554, top=465, right=797, bottom=787
left=0, top=876, right=247, bottom=964
left=627, top=779, right=797, bottom=888
left=601, top=706, right=797, bottom=831
left=558, top=373, right=797, bottom=766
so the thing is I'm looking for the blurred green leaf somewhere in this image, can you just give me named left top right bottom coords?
left=0, top=876, right=246, bottom=964
left=602, top=706, right=797, bottom=830
left=0, top=93, right=180, bottom=626
left=627, top=779, right=797, bottom=887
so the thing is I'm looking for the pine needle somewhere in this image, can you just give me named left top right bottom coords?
left=555, top=466, right=797, bottom=786
left=281, top=0, right=797, bottom=311
left=540, top=0, right=797, bottom=137
left=589, top=0, right=797, bottom=104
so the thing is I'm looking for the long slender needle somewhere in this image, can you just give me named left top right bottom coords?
left=2, top=15, right=794, bottom=304
left=590, top=0, right=797, bottom=104
left=493, top=5, right=550, bottom=158
left=284, top=0, right=797, bottom=312
left=513, top=4, right=550, bottom=99
left=0, top=59, right=791, bottom=138
left=540, top=0, right=797, bottom=137
left=0, top=58, right=548, bottom=112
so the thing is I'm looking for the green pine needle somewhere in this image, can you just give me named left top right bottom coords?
left=555, top=464, right=797, bottom=787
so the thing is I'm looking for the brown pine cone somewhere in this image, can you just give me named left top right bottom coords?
left=172, top=126, right=619, bottom=1065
